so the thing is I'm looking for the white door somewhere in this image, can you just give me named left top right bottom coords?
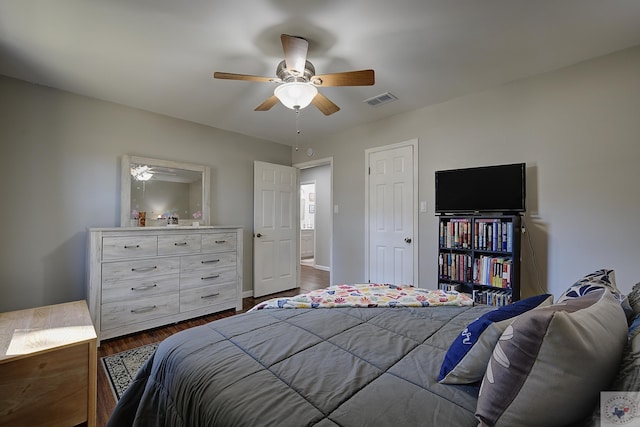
left=254, top=161, right=298, bottom=297
left=367, top=143, right=416, bottom=285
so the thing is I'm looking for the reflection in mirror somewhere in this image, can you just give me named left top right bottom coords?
left=130, top=164, right=202, bottom=225
left=121, top=155, right=210, bottom=227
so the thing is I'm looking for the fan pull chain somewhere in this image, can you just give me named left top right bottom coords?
left=295, top=106, right=301, bottom=151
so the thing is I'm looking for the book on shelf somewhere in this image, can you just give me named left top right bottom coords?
left=439, top=282, right=462, bottom=292
left=440, top=218, right=471, bottom=249
left=473, top=255, right=512, bottom=288
left=472, top=289, right=512, bottom=307
left=473, top=218, right=513, bottom=252
left=474, top=218, right=497, bottom=250
left=438, top=253, right=472, bottom=282
left=492, top=222, right=498, bottom=251
left=501, top=223, right=507, bottom=251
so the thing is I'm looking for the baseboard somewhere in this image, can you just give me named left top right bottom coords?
left=242, top=290, right=254, bottom=299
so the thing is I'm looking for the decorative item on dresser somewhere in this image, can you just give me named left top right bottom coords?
left=86, top=226, right=243, bottom=344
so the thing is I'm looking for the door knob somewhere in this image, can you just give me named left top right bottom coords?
left=404, top=237, right=412, bottom=243
left=256, top=233, right=263, bottom=238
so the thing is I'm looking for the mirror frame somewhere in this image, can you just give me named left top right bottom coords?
left=120, top=155, right=211, bottom=227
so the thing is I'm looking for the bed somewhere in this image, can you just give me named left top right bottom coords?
left=107, top=273, right=640, bottom=427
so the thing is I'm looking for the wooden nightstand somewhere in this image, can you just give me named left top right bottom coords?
left=0, top=300, right=97, bottom=427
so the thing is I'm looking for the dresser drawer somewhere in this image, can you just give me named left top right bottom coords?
left=102, top=257, right=180, bottom=284
left=180, top=252, right=237, bottom=274
left=180, top=282, right=236, bottom=312
left=102, top=236, right=157, bottom=260
left=202, top=233, right=237, bottom=253
left=158, top=234, right=202, bottom=255
left=181, top=265, right=237, bottom=291
left=101, top=293, right=179, bottom=331
left=101, top=275, right=179, bottom=304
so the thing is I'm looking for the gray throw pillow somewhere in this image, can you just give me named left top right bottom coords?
left=627, top=282, right=640, bottom=316
left=475, top=289, right=628, bottom=427
left=557, top=269, right=633, bottom=321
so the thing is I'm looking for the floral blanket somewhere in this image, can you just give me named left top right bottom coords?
left=249, top=283, right=473, bottom=311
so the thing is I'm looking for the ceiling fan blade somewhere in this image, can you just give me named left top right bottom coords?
left=281, top=34, right=308, bottom=75
left=255, top=95, right=280, bottom=111
left=213, top=72, right=275, bottom=83
left=311, top=92, right=340, bottom=116
left=311, top=69, right=375, bottom=87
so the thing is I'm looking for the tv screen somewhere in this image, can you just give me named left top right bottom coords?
left=435, top=163, right=526, bottom=214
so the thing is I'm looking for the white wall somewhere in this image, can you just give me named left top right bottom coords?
left=293, top=45, right=640, bottom=298
left=0, top=75, right=291, bottom=312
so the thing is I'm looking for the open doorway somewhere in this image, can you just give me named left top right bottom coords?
left=295, top=158, right=332, bottom=292
left=300, top=181, right=316, bottom=265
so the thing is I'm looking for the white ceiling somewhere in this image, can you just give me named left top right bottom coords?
left=2, top=1, right=640, bottom=146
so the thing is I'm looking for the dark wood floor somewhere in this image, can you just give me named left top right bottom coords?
left=96, top=264, right=329, bottom=427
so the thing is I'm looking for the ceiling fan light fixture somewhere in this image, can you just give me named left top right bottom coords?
left=274, top=82, right=318, bottom=110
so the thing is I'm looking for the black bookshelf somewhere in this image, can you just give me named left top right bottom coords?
left=437, top=214, right=521, bottom=305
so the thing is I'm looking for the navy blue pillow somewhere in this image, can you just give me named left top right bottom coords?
left=438, top=293, right=553, bottom=384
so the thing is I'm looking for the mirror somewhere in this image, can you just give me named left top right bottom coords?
left=120, top=155, right=210, bottom=227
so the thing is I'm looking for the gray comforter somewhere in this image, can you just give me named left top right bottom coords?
left=108, top=305, right=494, bottom=426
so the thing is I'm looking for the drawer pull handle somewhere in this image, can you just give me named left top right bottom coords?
left=131, top=305, right=157, bottom=314
left=131, top=284, right=157, bottom=291
left=201, top=259, right=220, bottom=264
left=215, top=240, right=227, bottom=244
left=201, top=293, right=220, bottom=299
left=131, top=266, right=157, bottom=272
left=174, top=242, right=188, bottom=246
left=124, top=244, right=140, bottom=249
left=201, top=274, right=221, bottom=281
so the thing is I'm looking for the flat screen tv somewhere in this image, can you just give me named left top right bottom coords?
left=435, top=163, right=526, bottom=214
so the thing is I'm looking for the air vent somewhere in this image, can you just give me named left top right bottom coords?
left=364, top=92, right=398, bottom=107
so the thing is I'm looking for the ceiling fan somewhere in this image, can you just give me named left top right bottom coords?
left=213, top=34, right=375, bottom=116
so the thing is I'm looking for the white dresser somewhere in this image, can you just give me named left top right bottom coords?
left=86, top=226, right=243, bottom=343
